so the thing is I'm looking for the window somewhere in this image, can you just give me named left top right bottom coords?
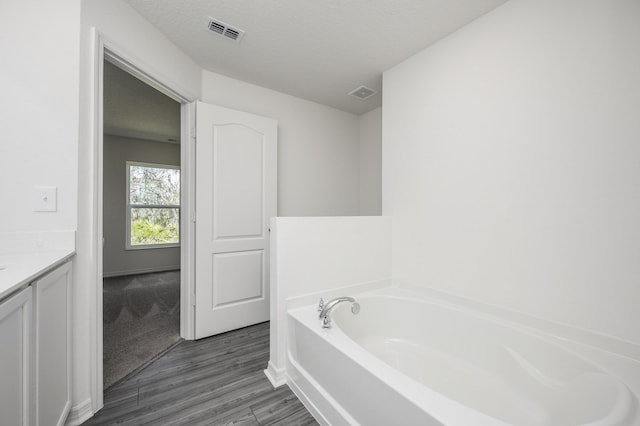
left=126, top=162, right=180, bottom=249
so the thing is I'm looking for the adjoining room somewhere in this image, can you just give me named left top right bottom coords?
left=102, top=60, right=182, bottom=388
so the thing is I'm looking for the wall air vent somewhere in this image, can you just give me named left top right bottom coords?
left=349, top=86, right=377, bottom=100
left=207, top=17, right=245, bottom=42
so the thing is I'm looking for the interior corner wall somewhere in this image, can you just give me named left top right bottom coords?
left=103, top=135, right=180, bottom=277
left=201, top=71, right=360, bottom=217
left=383, top=0, right=640, bottom=344
left=0, top=0, right=80, bottom=232
left=358, top=107, right=382, bottom=215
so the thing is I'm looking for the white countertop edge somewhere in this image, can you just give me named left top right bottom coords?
left=0, top=249, right=76, bottom=301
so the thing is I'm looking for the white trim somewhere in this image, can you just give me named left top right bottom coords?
left=180, top=102, right=197, bottom=340
left=125, top=243, right=180, bottom=251
left=90, top=30, right=198, bottom=417
left=92, top=29, right=105, bottom=412
left=65, top=398, right=93, bottom=426
left=264, top=361, right=287, bottom=388
left=102, top=266, right=180, bottom=278
left=103, top=49, right=195, bottom=104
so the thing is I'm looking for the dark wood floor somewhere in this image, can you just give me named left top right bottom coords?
left=83, top=322, right=319, bottom=426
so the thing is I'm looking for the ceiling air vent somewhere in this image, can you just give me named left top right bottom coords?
left=349, top=86, right=377, bottom=100
left=207, top=17, right=245, bottom=42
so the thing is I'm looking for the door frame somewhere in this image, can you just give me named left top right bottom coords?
left=90, top=30, right=197, bottom=410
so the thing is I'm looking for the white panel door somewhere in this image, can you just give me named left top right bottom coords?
left=195, top=101, right=277, bottom=339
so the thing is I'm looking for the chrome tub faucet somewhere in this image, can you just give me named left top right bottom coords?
left=318, top=297, right=360, bottom=328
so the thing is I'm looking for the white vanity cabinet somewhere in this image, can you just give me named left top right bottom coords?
left=31, top=261, right=72, bottom=426
left=0, top=286, right=32, bottom=426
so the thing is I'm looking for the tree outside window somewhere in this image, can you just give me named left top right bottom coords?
left=126, top=162, right=180, bottom=249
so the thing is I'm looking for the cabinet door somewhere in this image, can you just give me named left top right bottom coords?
left=0, top=286, right=32, bottom=426
left=33, top=261, right=72, bottom=426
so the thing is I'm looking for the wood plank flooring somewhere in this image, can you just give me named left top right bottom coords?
left=83, top=322, right=318, bottom=426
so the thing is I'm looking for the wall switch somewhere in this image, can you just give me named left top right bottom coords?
left=32, top=186, right=57, bottom=212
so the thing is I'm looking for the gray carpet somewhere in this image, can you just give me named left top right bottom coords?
left=103, top=271, right=181, bottom=389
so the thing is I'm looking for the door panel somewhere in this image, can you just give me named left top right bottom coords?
left=212, top=125, right=264, bottom=239
left=195, top=102, right=277, bottom=339
left=212, top=251, right=264, bottom=306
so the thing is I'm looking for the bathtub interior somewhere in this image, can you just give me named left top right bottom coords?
left=322, top=293, right=639, bottom=426
left=287, top=306, right=475, bottom=426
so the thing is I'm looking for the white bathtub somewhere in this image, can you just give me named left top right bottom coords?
left=286, top=288, right=639, bottom=425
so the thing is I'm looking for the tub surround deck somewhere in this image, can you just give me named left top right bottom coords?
left=0, top=231, right=75, bottom=300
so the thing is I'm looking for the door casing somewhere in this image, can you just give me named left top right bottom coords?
left=90, top=30, right=197, bottom=411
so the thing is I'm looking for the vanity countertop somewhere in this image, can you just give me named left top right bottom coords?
left=0, top=231, right=76, bottom=301
left=0, top=249, right=75, bottom=300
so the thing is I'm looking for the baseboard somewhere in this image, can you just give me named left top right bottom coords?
left=102, top=265, right=180, bottom=278
left=65, top=398, right=93, bottom=426
left=264, top=361, right=287, bottom=388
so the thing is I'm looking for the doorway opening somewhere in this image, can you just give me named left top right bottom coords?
left=93, top=39, right=197, bottom=410
left=101, top=59, right=182, bottom=389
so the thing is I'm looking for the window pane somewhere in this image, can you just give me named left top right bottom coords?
left=130, top=208, right=180, bottom=246
left=129, top=165, right=180, bottom=206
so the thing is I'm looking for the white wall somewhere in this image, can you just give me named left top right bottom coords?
left=103, top=136, right=181, bottom=277
left=201, top=71, right=361, bottom=217
left=0, top=0, right=80, bottom=232
left=267, top=216, right=391, bottom=385
left=383, top=0, right=640, bottom=344
left=77, top=0, right=201, bottom=419
left=358, top=107, right=382, bottom=215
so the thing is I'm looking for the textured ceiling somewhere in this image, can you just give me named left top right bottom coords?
left=125, top=0, right=509, bottom=115
left=104, top=60, right=181, bottom=143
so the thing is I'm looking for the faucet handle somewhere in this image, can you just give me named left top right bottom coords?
left=318, top=297, right=325, bottom=312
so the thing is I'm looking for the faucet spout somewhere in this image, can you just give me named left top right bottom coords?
left=318, top=297, right=360, bottom=328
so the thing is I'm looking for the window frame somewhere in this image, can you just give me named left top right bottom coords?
left=125, top=161, right=181, bottom=250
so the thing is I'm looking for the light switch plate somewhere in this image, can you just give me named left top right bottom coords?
left=32, top=186, right=57, bottom=212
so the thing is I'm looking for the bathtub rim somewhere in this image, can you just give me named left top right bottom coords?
left=287, top=299, right=513, bottom=426
left=288, top=289, right=638, bottom=426
left=266, top=280, right=640, bottom=422
left=387, top=283, right=640, bottom=399
left=331, top=289, right=635, bottom=376
left=329, top=291, right=638, bottom=425
left=279, top=280, right=640, bottom=369
left=395, top=282, right=640, bottom=363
